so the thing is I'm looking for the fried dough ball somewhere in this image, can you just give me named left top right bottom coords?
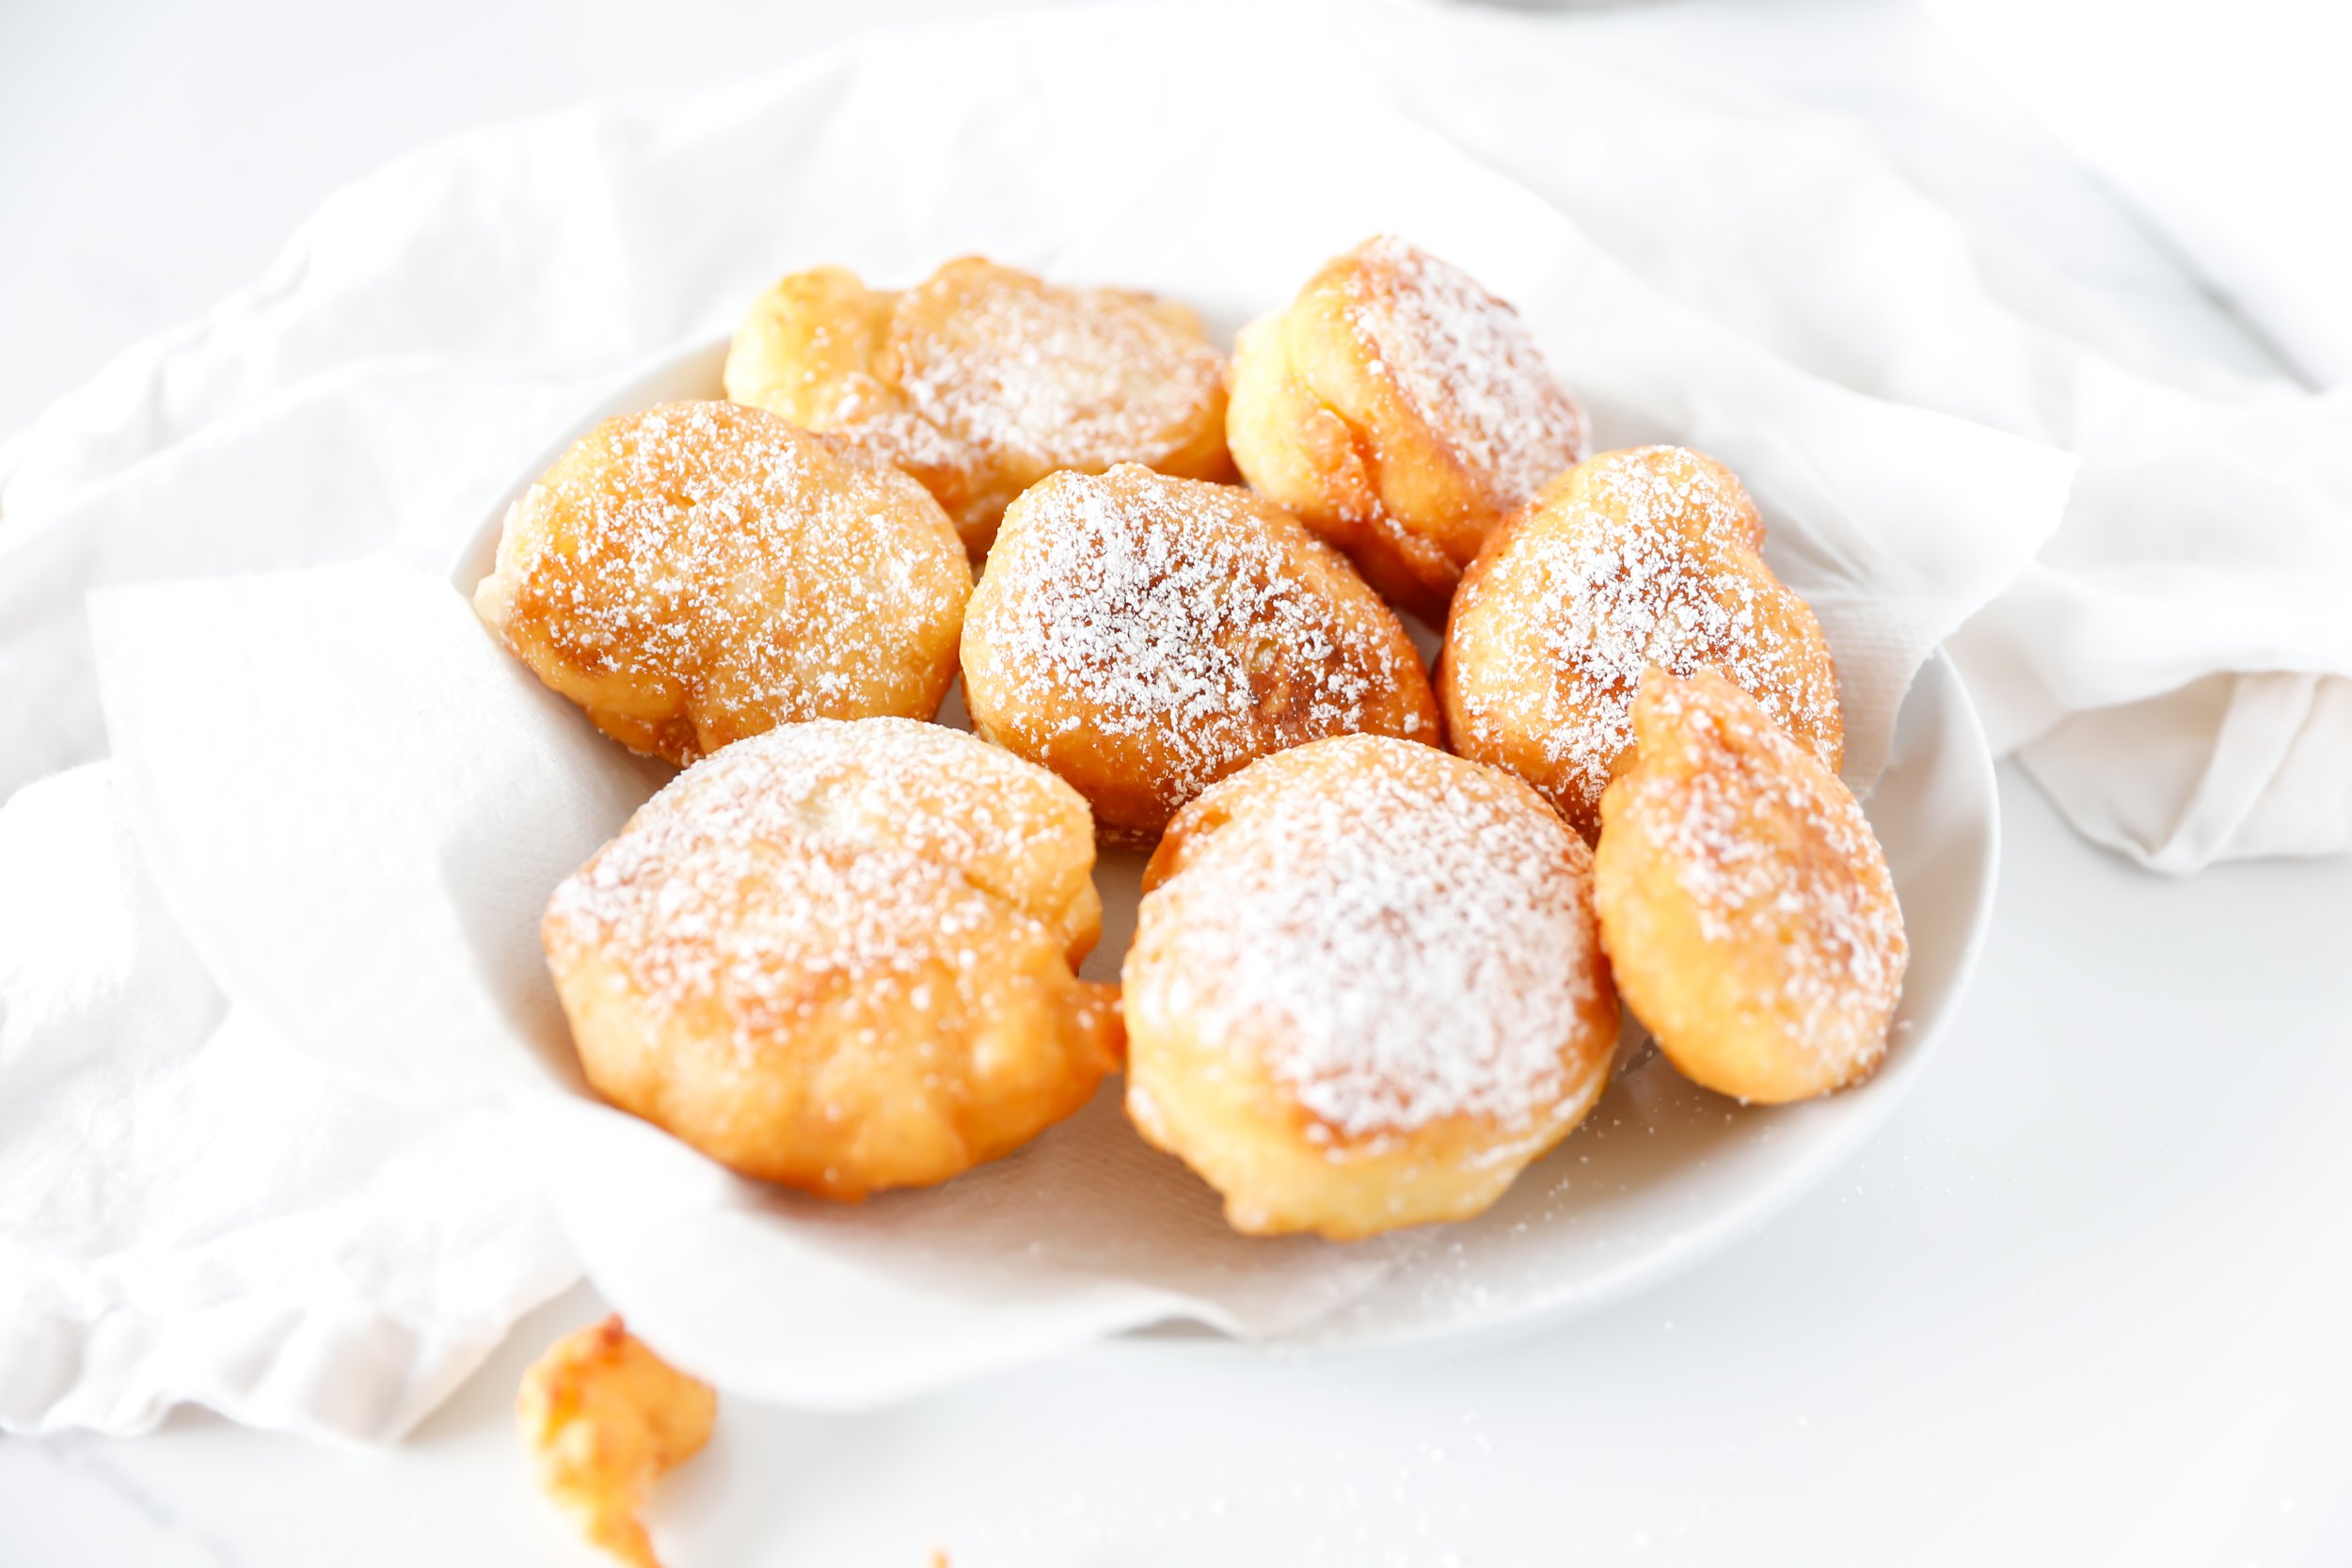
left=1596, top=669, right=1907, bottom=1104
left=1225, top=235, right=1588, bottom=622
left=543, top=718, right=1122, bottom=1199
left=723, top=258, right=1233, bottom=555
left=1440, top=445, right=1842, bottom=843
left=961, top=464, right=1438, bottom=849
left=516, top=1315, right=716, bottom=1568
left=475, top=400, right=971, bottom=768
left=1122, top=735, right=1619, bottom=1240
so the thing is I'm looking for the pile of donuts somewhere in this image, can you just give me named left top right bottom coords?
left=476, top=237, right=1908, bottom=1243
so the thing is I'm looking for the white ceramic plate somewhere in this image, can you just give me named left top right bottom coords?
left=453, top=335, right=1999, bottom=1360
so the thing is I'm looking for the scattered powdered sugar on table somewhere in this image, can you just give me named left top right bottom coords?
left=977, top=467, right=1427, bottom=803
left=1633, top=675, right=1905, bottom=1063
left=547, top=720, right=1074, bottom=1053
left=1457, top=447, right=1839, bottom=828
left=1346, top=235, right=1587, bottom=507
left=1142, top=736, right=1603, bottom=1141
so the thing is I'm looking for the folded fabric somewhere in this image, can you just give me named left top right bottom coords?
left=1375, top=4, right=2352, bottom=869
left=0, top=766, right=573, bottom=1441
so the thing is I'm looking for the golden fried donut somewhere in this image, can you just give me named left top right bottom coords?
left=543, top=718, right=1121, bottom=1200
left=1122, top=735, right=1619, bottom=1240
left=961, top=464, right=1438, bottom=848
left=1596, top=669, right=1906, bottom=1104
left=517, top=1315, right=715, bottom=1568
left=1440, top=445, right=1842, bottom=843
left=1225, top=235, right=1588, bottom=622
left=723, top=258, right=1232, bottom=555
left=475, top=400, right=971, bottom=768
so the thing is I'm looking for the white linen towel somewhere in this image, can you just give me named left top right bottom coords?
left=1377, top=4, right=2352, bottom=871
left=0, top=766, right=573, bottom=1440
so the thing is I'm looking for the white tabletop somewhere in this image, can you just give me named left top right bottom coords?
left=6, top=1, right=2347, bottom=1563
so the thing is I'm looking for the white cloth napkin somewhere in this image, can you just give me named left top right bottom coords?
left=1375, top=4, right=2352, bottom=870
left=0, top=0, right=2338, bottom=1439
left=0, top=765, right=573, bottom=1440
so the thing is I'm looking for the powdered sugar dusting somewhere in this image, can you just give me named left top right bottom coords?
left=825, top=381, right=975, bottom=483
left=972, top=466, right=1431, bottom=817
left=1347, top=236, right=1587, bottom=506
left=1139, top=736, right=1606, bottom=1142
left=479, top=400, right=967, bottom=760
left=1453, top=446, right=1839, bottom=832
left=1628, top=675, right=1904, bottom=1069
left=546, top=720, right=1086, bottom=1053
left=895, top=263, right=1225, bottom=471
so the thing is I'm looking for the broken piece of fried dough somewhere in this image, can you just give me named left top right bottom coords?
left=517, top=1315, right=716, bottom=1568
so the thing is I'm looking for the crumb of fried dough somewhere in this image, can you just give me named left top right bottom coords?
left=517, top=1315, right=717, bottom=1568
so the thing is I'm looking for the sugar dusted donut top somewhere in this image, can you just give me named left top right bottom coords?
left=1610, top=671, right=1904, bottom=1068
left=1521, top=449, right=1833, bottom=799
left=547, top=718, right=1102, bottom=1053
left=963, top=465, right=1437, bottom=839
left=724, top=259, right=1232, bottom=552
left=1135, top=736, right=1608, bottom=1144
left=1446, top=445, right=1842, bottom=839
left=491, top=403, right=957, bottom=688
left=475, top=400, right=970, bottom=764
left=1346, top=235, right=1589, bottom=509
left=892, top=262, right=1226, bottom=474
